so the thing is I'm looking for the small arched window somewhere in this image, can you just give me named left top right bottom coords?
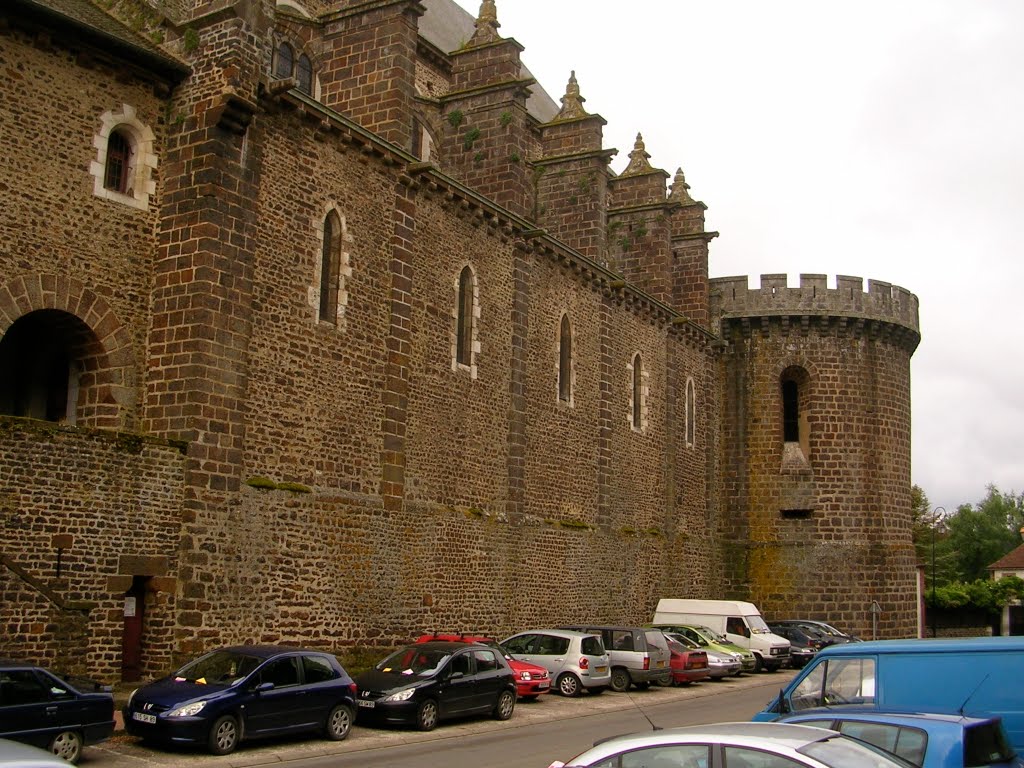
left=103, top=130, right=132, bottom=194
left=275, top=43, right=294, bottom=79
left=296, top=55, right=313, bottom=94
left=558, top=314, right=572, bottom=403
left=456, top=266, right=475, bottom=367
left=319, top=211, right=342, bottom=322
left=781, top=366, right=811, bottom=459
left=631, top=353, right=643, bottom=429
left=685, top=377, right=696, bottom=447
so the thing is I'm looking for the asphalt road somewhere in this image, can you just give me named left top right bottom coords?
left=86, top=669, right=797, bottom=768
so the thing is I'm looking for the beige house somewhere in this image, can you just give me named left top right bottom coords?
left=988, top=536, right=1024, bottom=635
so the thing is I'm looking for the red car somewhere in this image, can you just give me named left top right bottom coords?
left=415, top=634, right=550, bottom=699
left=665, top=637, right=711, bottom=685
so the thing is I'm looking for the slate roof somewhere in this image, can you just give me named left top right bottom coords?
left=988, top=541, right=1024, bottom=572
left=7, top=0, right=189, bottom=81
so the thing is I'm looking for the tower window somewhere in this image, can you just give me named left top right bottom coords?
left=781, top=366, right=811, bottom=458
left=296, top=55, right=313, bottom=94
left=103, top=130, right=132, bottom=194
left=558, top=314, right=572, bottom=403
left=454, top=265, right=477, bottom=371
left=319, top=211, right=342, bottom=323
left=630, top=353, right=646, bottom=431
left=685, top=377, right=696, bottom=447
left=782, top=379, right=799, bottom=442
left=275, top=43, right=294, bottom=79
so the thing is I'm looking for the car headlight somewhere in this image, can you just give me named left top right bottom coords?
left=383, top=688, right=416, bottom=703
left=519, top=671, right=532, bottom=681
left=168, top=700, right=207, bottom=718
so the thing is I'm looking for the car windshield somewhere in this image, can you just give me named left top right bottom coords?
left=801, top=734, right=917, bottom=768
left=748, top=615, right=773, bottom=634
left=377, top=647, right=451, bottom=677
left=174, top=650, right=262, bottom=685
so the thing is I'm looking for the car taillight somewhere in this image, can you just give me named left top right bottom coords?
left=349, top=682, right=357, bottom=695
left=643, top=657, right=650, bottom=670
left=579, top=657, right=589, bottom=670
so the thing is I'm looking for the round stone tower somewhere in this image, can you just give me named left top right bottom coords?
left=710, top=273, right=921, bottom=638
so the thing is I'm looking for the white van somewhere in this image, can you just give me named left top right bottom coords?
left=652, top=598, right=791, bottom=672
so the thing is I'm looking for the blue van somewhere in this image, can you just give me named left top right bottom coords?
left=753, top=637, right=1024, bottom=752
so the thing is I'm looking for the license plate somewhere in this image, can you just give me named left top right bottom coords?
left=538, top=682, right=549, bottom=689
left=357, top=699, right=375, bottom=709
left=594, top=666, right=607, bottom=673
left=656, top=660, right=666, bottom=667
left=132, top=712, right=157, bottom=724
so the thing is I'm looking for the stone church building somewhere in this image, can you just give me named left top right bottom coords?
left=0, top=0, right=921, bottom=681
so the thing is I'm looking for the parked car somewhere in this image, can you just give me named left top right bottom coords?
left=0, top=659, right=114, bottom=764
left=123, top=645, right=356, bottom=755
left=415, top=633, right=550, bottom=699
left=774, top=619, right=860, bottom=644
left=663, top=637, right=711, bottom=685
left=770, top=624, right=827, bottom=668
left=558, top=625, right=672, bottom=691
left=354, top=640, right=516, bottom=731
left=501, top=630, right=611, bottom=697
left=664, top=631, right=742, bottom=678
left=778, top=710, right=1023, bottom=768
left=0, top=738, right=68, bottom=768
left=655, top=623, right=757, bottom=673
left=546, top=721, right=917, bottom=768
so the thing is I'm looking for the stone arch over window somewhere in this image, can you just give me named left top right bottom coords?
left=685, top=376, right=696, bottom=448
left=557, top=312, right=573, bottom=405
left=309, top=205, right=352, bottom=326
left=781, top=365, right=811, bottom=459
left=628, top=352, right=648, bottom=431
left=452, top=264, right=479, bottom=377
left=0, top=274, right=136, bottom=430
left=411, top=116, right=438, bottom=163
left=89, top=104, right=157, bottom=210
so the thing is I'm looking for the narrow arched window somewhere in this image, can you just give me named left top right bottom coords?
left=558, top=314, right=572, bottom=403
left=104, top=130, right=132, bottom=194
left=632, top=353, right=643, bottom=429
left=782, top=379, right=799, bottom=442
left=685, top=377, right=696, bottom=447
left=275, top=43, right=294, bottom=79
left=456, top=266, right=475, bottom=367
left=296, top=55, right=313, bottom=94
left=781, top=366, right=811, bottom=459
left=319, top=211, right=342, bottom=322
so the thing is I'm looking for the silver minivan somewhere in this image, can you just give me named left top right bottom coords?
left=560, top=625, right=673, bottom=692
left=500, top=629, right=611, bottom=696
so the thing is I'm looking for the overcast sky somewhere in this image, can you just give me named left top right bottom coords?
left=447, top=0, right=1024, bottom=514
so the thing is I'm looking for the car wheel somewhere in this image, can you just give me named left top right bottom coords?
left=752, top=654, right=764, bottom=673
left=556, top=672, right=581, bottom=697
left=49, top=730, right=82, bottom=764
left=493, top=689, right=515, bottom=720
left=610, top=668, right=631, bottom=692
left=416, top=699, right=439, bottom=731
left=208, top=715, right=240, bottom=755
left=325, top=703, right=353, bottom=741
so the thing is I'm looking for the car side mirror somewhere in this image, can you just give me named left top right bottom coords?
left=777, top=689, right=790, bottom=715
left=254, top=681, right=274, bottom=693
left=448, top=671, right=464, bottom=680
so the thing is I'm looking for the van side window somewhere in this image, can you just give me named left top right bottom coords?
left=790, top=658, right=876, bottom=711
left=726, top=617, right=749, bottom=637
left=611, top=630, right=633, bottom=650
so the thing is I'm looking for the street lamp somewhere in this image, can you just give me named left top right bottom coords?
left=931, top=506, right=945, bottom=637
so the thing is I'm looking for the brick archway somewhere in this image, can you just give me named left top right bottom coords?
left=0, top=274, right=137, bottom=429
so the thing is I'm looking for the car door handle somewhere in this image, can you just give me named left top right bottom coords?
left=46, top=706, right=58, bottom=714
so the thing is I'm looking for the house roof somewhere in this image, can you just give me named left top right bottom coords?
left=7, top=0, right=189, bottom=82
left=988, top=541, right=1024, bottom=572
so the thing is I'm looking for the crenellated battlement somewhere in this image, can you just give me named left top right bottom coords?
left=711, top=273, right=919, bottom=335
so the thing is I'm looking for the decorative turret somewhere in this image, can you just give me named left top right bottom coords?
left=535, top=72, right=615, bottom=259
left=440, top=0, right=533, bottom=217
left=669, top=167, right=717, bottom=328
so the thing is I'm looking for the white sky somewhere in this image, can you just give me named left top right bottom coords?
left=447, top=0, right=1024, bottom=514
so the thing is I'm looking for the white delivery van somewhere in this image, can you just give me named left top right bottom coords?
left=653, top=598, right=791, bottom=672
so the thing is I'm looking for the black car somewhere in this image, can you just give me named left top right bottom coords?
left=123, top=646, right=356, bottom=755
left=768, top=625, right=826, bottom=668
left=773, top=619, right=860, bottom=645
left=0, top=659, right=114, bottom=764
left=355, top=641, right=517, bottom=731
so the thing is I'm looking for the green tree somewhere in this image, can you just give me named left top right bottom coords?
left=945, top=485, right=1024, bottom=582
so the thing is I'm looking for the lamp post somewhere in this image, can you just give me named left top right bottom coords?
left=931, top=506, right=945, bottom=638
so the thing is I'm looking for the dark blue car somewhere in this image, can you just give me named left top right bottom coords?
left=0, top=660, right=114, bottom=764
left=123, top=646, right=356, bottom=755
